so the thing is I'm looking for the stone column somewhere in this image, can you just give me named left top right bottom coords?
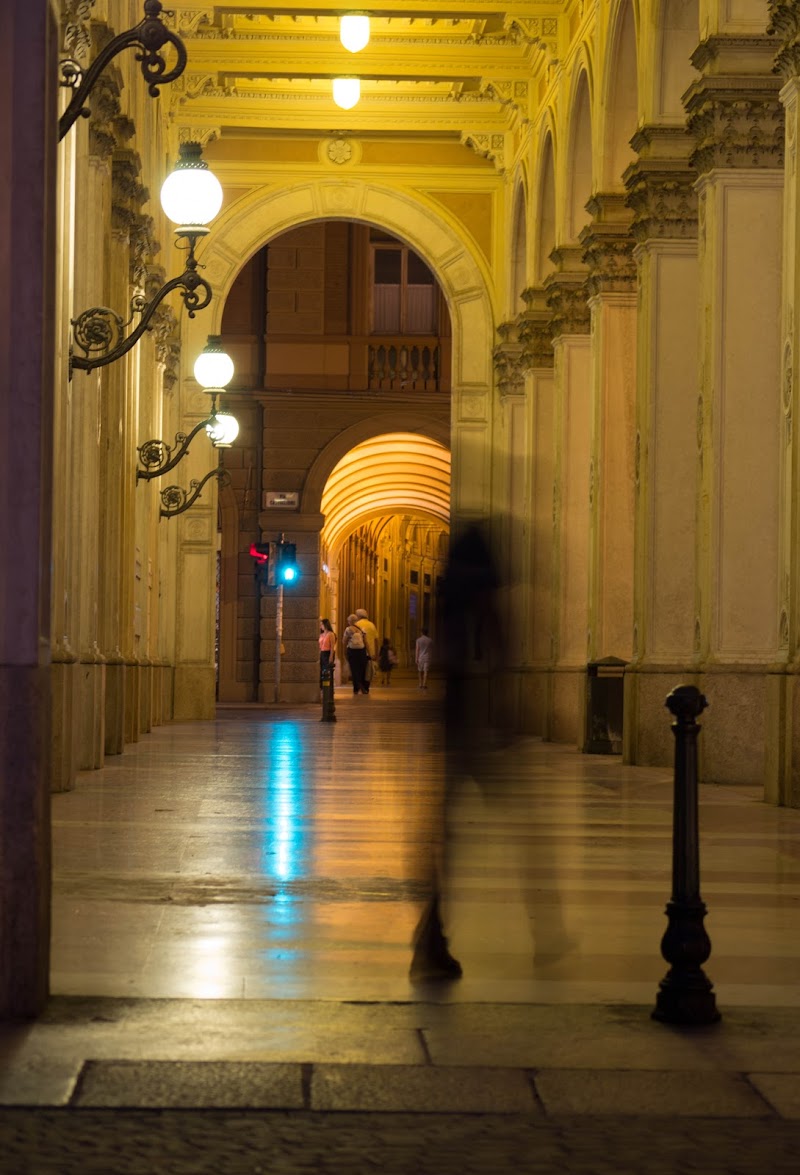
left=623, top=127, right=700, bottom=766
left=768, top=2, right=800, bottom=803
left=522, top=294, right=556, bottom=735
left=685, top=38, right=785, bottom=786
left=580, top=195, right=637, bottom=672
left=0, top=0, right=57, bottom=1016
left=544, top=249, right=592, bottom=743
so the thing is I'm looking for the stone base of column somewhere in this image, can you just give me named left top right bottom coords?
left=104, top=662, right=126, bottom=756
left=550, top=665, right=584, bottom=746
left=697, top=668, right=770, bottom=786
left=0, top=663, right=50, bottom=1017
left=161, top=665, right=175, bottom=723
left=51, top=661, right=77, bottom=793
left=173, top=665, right=217, bottom=720
left=623, top=666, right=696, bottom=768
left=515, top=665, right=552, bottom=738
left=77, top=661, right=105, bottom=770
left=139, top=663, right=153, bottom=736
left=125, top=662, right=140, bottom=744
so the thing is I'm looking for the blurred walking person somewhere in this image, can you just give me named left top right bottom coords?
left=415, top=628, right=433, bottom=690
left=355, top=608, right=379, bottom=693
left=344, top=613, right=369, bottom=696
left=318, top=618, right=336, bottom=696
left=378, top=637, right=397, bottom=685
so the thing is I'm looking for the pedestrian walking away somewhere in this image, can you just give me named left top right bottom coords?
left=344, top=613, right=369, bottom=695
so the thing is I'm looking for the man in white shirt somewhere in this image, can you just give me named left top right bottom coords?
left=355, top=608, right=379, bottom=693
left=415, top=628, right=433, bottom=689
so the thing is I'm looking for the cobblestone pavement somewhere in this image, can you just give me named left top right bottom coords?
left=1, top=1109, right=799, bottom=1175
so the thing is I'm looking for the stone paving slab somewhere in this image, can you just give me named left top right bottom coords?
left=533, top=1068, right=773, bottom=1118
left=747, top=1073, right=800, bottom=1119
left=71, top=1061, right=304, bottom=1110
left=1, top=1109, right=800, bottom=1175
left=311, top=1063, right=537, bottom=1113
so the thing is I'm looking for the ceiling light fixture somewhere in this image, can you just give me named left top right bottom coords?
left=340, top=14, right=371, bottom=54
left=333, top=77, right=361, bottom=109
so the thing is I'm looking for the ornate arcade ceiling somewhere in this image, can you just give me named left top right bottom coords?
left=163, top=3, right=563, bottom=170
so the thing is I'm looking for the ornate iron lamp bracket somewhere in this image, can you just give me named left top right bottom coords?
left=137, top=414, right=215, bottom=481
left=159, top=468, right=230, bottom=519
left=59, top=0, right=187, bottom=141
left=71, top=238, right=212, bottom=375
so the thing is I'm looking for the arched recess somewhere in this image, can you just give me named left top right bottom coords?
left=510, top=177, right=528, bottom=315
left=602, top=0, right=640, bottom=189
left=535, top=132, right=557, bottom=285
left=188, top=181, right=497, bottom=394
left=653, top=0, right=700, bottom=122
left=565, top=69, right=595, bottom=241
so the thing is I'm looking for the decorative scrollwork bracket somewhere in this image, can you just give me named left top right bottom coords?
left=71, top=234, right=212, bottom=375
left=137, top=414, right=215, bottom=481
left=159, top=468, right=230, bottom=519
left=59, top=0, right=187, bottom=141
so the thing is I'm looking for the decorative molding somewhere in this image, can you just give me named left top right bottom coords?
left=129, top=215, right=161, bottom=290
left=684, top=75, right=785, bottom=172
left=153, top=305, right=181, bottom=392
left=162, top=8, right=215, bottom=36
left=177, top=126, right=220, bottom=147
left=543, top=257, right=591, bottom=337
left=460, top=131, right=506, bottom=171
left=770, top=0, right=800, bottom=79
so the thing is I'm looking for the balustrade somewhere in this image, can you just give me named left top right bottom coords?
left=368, top=337, right=441, bottom=391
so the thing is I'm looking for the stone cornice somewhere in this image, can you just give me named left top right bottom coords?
left=684, top=74, right=785, bottom=172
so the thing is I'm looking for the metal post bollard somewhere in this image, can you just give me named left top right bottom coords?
left=320, top=665, right=336, bottom=723
left=653, top=685, right=720, bottom=1025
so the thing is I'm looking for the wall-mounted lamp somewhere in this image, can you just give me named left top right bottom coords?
left=137, top=335, right=237, bottom=480
left=333, top=77, right=361, bottom=110
left=59, top=0, right=187, bottom=141
left=72, top=143, right=222, bottom=375
left=340, top=14, right=371, bottom=53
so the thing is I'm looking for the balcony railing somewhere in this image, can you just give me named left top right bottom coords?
left=368, top=338, right=441, bottom=392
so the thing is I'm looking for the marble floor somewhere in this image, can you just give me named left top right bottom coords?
left=51, top=676, right=800, bottom=1007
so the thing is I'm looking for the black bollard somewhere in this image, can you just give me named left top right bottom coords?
left=652, top=684, right=720, bottom=1026
left=320, top=665, right=336, bottom=723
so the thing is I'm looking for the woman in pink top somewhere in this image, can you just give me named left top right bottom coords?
left=319, top=618, right=336, bottom=690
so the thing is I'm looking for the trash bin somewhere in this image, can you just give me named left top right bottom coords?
left=584, top=657, right=626, bottom=754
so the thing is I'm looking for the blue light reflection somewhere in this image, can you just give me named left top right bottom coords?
left=261, top=722, right=308, bottom=908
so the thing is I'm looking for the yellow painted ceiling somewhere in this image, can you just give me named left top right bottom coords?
left=320, top=432, right=451, bottom=553
left=165, top=4, right=559, bottom=147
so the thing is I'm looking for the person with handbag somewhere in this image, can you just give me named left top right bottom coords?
left=319, top=618, right=336, bottom=695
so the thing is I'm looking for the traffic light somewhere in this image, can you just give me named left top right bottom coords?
left=276, top=542, right=299, bottom=585
left=249, top=541, right=275, bottom=587
left=249, top=542, right=270, bottom=564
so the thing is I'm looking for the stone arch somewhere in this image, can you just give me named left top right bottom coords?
left=535, top=129, right=557, bottom=285
left=189, top=180, right=496, bottom=393
left=601, top=0, right=640, bottom=189
left=565, top=65, right=595, bottom=241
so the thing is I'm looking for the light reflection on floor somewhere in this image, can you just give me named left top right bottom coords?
left=50, top=680, right=800, bottom=1005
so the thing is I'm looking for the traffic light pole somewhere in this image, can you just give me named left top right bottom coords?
left=274, top=583, right=284, bottom=704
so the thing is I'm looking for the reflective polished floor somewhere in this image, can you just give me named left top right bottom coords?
left=51, top=674, right=800, bottom=1006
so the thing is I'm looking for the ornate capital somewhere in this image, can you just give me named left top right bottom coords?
left=543, top=252, right=590, bottom=337
left=493, top=332, right=526, bottom=396
left=768, top=0, right=800, bottom=78
left=111, top=149, right=147, bottom=241
left=87, top=66, right=122, bottom=161
left=153, top=305, right=181, bottom=391
left=129, top=216, right=161, bottom=290
left=624, top=163, right=699, bottom=243
left=684, top=72, right=785, bottom=172
left=579, top=194, right=637, bottom=295
left=61, top=0, right=95, bottom=62
left=519, top=288, right=554, bottom=368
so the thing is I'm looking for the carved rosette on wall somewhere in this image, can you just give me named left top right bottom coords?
left=768, top=0, right=800, bottom=79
